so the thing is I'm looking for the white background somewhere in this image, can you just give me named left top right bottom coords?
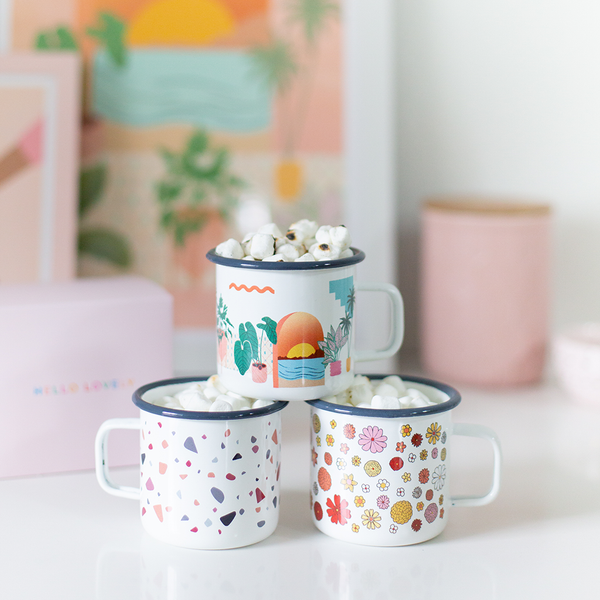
left=394, top=0, right=600, bottom=355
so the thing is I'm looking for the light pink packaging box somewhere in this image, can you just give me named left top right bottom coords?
left=0, top=276, right=173, bottom=478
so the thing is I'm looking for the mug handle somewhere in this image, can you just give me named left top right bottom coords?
left=354, top=282, right=405, bottom=362
left=95, top=418, right=141, bottom=500
left=450, top=423, right=502, bottom=508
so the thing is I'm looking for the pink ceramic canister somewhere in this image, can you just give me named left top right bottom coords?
left=420, top=199, right=552, bottom=387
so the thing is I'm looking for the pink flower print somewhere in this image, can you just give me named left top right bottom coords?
left=358, top=425, right=387, bottom=453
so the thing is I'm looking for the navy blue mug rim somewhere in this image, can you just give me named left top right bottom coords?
left=206, top=247, right=366, bottom=270
left=133, top=376, right=289, bottom=420
left=306, top=374, right=461, bottom=418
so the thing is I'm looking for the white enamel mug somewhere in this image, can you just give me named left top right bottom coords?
left=206, top=248, right=404, bottom=401
left=95, top=377, right=287, bottom=549
left=307, top=375, right=502, bottom=546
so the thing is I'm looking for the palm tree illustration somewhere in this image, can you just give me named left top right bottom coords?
left=250, top=0, right=339, bottom=202
left=341, top=286, right=356, bottom=364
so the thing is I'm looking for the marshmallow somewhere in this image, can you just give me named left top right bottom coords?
left=371, top=395, right=401, bottom=410
left=407, top=388, right=429, bottom=402
left=175, top=388, right=211, bottom=411
left=336, top=389, right=351, bottom=406
left=226, top=393, right=252, bottom=410
left=283, top=230, right=307, bottom=246
left=241, top=232, right=256, bottom=254
left=295, top=252, right=316, bottom=262
left=210, top=397, right=233, bottom=412
left=251, top=398, right=273, bottom=409
left=257, top=223, right=283, bottom=238
left=215, top=238, right=244, bottom=259
left=409, top=397, right=430, bottom=408
left=313, top=243, right=341, bottom=261
left=151, top=378, right=280, bottom=413
left=329, top=225, right=351, bottom=250
left=203, top=386, right=220, bottom=401
left=374, top=382, right=400, bottom=398
left=315, top=225, right=333, bottom=245
left=321, top=375, right=447, bottom=410
left=349, top=383, right=373, bottom=406
left=153, top=395, right=180, bottom=408
left=277, top=243, right=301, bottom=261
left=398, top=395, right=414, bottom=408
left=382, top=375, right=407, bottom=395
left=262, top=253, right=285, bottom=262
left=250, top=233, right=275, bottom=259
left=215, top=220, right=355, bottom=263
left=207, top=374, right=228, bottom=394
left=289, top=219, right=318, bottom=239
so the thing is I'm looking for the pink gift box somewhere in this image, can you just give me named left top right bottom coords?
left=0, top=276, right=173, bottom=478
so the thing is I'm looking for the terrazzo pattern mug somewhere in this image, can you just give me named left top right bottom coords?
left=307, top=376, right=502, bottom=546
left=95, top=377, right=287, bottom=550
left=206, top=248, right=404, bottom=401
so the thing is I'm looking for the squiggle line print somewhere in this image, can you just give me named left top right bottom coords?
left=229, top=283, right=275, bottom=294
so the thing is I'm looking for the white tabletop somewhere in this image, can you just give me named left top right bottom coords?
left=1, top=376, right=598, bottom=599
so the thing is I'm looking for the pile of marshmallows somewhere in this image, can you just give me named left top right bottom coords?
left=215, top=219, right=353, bottom=262
left=321, top=374, right=443, bottom=410
left=154, top=375, right=443, bottom=412
left=154, top=375, right=274, bottom=413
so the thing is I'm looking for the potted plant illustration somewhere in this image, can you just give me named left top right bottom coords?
left=318, top=323, right=349, bottom=377
left=216, top=295, right=233, bottom=364
left=234, top=317, right=278, bottom=383
left=156, top=130, right=244, bottom=277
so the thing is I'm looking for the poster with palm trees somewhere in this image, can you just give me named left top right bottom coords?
left=9, top=0, right=344, bottom=330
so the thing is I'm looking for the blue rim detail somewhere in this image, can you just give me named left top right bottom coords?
left=133, top=376, right=289, bottom=420
left=206, top=247, right=365, bottom=270
left=305, top=374, right=461, bottom=418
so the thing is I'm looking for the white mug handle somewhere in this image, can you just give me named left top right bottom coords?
left=450, top=423, right=502, bottom=508
left=95, top=418, right=141, bottom=500
left=354, top=282, right=404, bottom=362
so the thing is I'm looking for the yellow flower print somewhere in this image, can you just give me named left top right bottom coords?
left=330, top=419, right=337, bottom=429
left=417, top=501, right=424, bottom=511
left=401, top=424, right=412, bottom=437
left=426, top=422, right=442, bottom=445
left=402, top=472, right=412, bottom=483
left=420, top=449, right=428, bottom=461
left=354, top=495, right=366, bottom=507
left=351, top=455, right=361, bottom=467
left=390, top=501, right=413, bottom=524
left=352, top=523, right=360, bottom=533
left=326, top=434, right=335, bottom=447
left=361, top=509, right=381, bottom=530
left=439, top=494, right=444, bottom=505
left=316, top=436, right=321, bottom=447
left=441, top=447, right=447, bottom=461
left=341, top=473, right=357, bottom=492
left=313, top=414, right=321, bottom=433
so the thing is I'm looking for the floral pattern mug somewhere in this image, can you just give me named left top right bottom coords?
left=307, top=376, right=502, bottom=546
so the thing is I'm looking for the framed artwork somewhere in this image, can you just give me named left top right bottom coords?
left=0, top=53, right=80, bottom=283
left=5, top=0, right=397, bottom=374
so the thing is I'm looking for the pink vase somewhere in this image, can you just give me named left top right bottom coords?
left=420, top=198, right=551, bottom=387
left=252, top=363, right=268, bottom=383
left=329, top=361, right=342, bottom=377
